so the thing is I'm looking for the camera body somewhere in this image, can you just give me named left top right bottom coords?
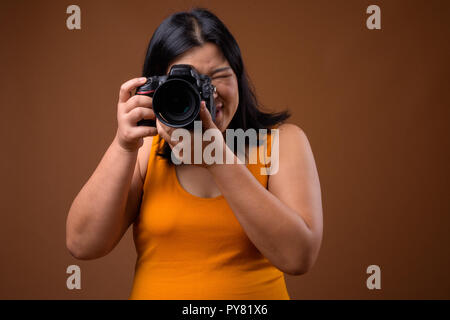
left=135, top=64, right=216, bottom=129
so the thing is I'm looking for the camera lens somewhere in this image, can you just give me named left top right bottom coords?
left=152, top=79, right=200, bottom=127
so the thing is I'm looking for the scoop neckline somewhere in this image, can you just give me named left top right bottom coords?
left=172, top=165, right=225, bottom=201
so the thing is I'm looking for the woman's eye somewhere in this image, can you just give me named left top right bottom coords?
left=212, top=74, right=231, bottom=80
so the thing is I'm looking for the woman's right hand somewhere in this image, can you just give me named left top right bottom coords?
left=115, top=77, right=157, bottom=152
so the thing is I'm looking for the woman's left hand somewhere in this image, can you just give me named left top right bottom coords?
left=156, top=101, right=227, bottom=167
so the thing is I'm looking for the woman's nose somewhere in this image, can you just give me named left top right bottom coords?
left=213, top=85, right=218, bottom=99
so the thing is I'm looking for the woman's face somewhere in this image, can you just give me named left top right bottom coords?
left=167, top=43, right=239, bottom=132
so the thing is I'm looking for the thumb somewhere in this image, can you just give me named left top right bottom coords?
left=199, top=101, right=216, bottom=129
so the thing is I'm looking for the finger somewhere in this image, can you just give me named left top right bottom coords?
left=119, top=77, right=147, bottom=103
left=157, top=120, right=182, bottom=149
left=124, top=126, right=158, bottom=140
left=136, top=126, right=158, bottom=137
left=157, top=119, right=176, bottom=136
left=156, top=120, right=173, bottom=146
left=199, top=101, right=216, bottom=129
left=127, top=107, right=156, bottom=125
left=123, top=95, right=153, bottom=113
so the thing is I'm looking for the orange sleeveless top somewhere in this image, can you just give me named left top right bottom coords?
left=129, top=132, right=290, bottom=300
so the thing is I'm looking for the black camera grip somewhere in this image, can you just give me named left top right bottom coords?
left=137, top=119, right=156, bottom=127
left=135, top=78, right=157, bottom=127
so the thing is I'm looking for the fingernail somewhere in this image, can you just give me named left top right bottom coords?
left=140, top=77, right=147, bottom=82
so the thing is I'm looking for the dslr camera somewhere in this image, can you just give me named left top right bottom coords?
left=135, top=64, right=216, bottom=129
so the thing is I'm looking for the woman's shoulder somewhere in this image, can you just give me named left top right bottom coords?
left=271, top=123, right=307, bottom=144
left=274, top=123, right=311, bottom=161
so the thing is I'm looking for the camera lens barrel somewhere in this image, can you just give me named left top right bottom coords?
left=152, top=79, right=201, bottom=128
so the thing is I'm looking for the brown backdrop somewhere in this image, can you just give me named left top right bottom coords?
left=0, top=0, right=449, bottom=299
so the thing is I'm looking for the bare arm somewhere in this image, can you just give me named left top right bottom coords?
left=66, top=77, right=156, bottom=260
left=66, top=137, right=141, bottom=259
left=207, top=124, right=323, bottom=275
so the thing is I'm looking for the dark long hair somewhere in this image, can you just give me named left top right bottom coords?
left=142, top=8, right=290, bottom=162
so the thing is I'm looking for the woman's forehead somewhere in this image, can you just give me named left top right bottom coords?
left=168, top=43, right=230, bottom=75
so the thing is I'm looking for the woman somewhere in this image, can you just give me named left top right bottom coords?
left=66, top=8, right=323, bottom=300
